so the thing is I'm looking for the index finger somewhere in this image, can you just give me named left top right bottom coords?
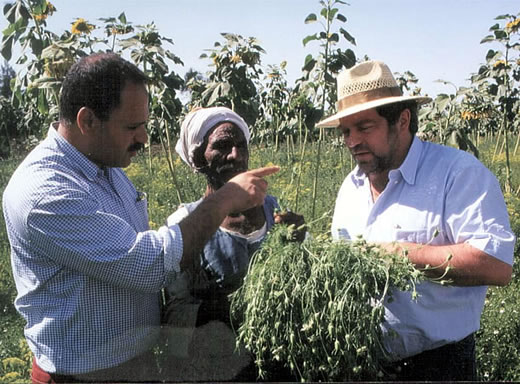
left=248, top=166, right=280, bottom=177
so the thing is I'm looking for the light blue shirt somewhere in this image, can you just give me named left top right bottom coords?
left=332, top=136, right=514, bottom=361
left=2, top=124, right=183, bottom=374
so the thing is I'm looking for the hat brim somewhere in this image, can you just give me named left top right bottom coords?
left=316, top=95, right=432, bottom=128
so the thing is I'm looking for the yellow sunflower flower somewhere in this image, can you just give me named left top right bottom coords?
left=46, top=1, right=56, bottom=15
left=493, top=60, right=508, bottom=68
left=71, top=18, right=95, bottom=35
left=230, top=54, right=241, bottom=64
left=506, top=18, right=520, bottom=33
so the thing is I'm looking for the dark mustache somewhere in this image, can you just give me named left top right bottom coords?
left=129, top=143, right=145, bottom=152
left=216, top=163, right=246, bottom=173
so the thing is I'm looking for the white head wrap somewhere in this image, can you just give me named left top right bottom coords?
left=175, top=106, right=250, bottom=170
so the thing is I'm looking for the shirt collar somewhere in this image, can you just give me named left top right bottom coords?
left=350, top=136, right=424, bottom=187
left=48, top=123, right=104, bottom=182
left=395, top=136, right=422, bottom=185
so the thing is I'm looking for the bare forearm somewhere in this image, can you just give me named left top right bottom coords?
left=388, top=242, right=512, bottom=286
left=176, top=165, right=279, bottom=271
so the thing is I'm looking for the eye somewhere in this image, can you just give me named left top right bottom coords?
left=128, top=122, right=147, bottom=131
left=358, top=124, right=374, bottom=132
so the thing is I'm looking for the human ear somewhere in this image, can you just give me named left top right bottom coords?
left=398, top=109, right=411, bottom=132
left=76, top=107, right=98, bottom=135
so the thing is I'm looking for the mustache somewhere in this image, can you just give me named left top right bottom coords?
left=129, top=143, right=145, bottom=152
left=215, top=163, right=247, bottom=173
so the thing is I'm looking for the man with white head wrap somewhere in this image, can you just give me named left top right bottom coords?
left=175, top=106, right=250, bottom=170
left=162, top=107, right=304, bottom=381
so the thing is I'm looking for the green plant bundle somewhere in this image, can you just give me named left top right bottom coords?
left=230, top=225, right=424, bottom=382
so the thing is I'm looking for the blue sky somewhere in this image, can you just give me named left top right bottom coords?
left=1, top=0, right=519, bottom=97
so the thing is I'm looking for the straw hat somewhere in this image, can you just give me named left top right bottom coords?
left=317, top=60, right=432, bottom=128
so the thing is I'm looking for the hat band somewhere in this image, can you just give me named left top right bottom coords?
left=337, top=86, right=402, bottom=111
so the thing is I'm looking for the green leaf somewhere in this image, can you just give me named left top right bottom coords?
left=30, top=37, right=43, bottom=56
left=336, top=13, right=347, bottom=22
left=485, top=49, right=499, bottom=60
left=0, top=35, right=14, bottom=61
left=3, top=3, right=16, bottom=23
left=207, top=83, right=223, bottom=105
left=302, top=55, right=316, bottom=72
left=302, top=33, right=318, bottom=47
left=2, top=22, right=17, bottom=38
left=435, top=95, right=450, bottom=110
left=118, top=12, right=127, bottom=24
left=339, top=28, right=356, bottom=45
left=494, top=30, right=507, bottom=39
left=37, top=89, right=49, bottom=115
left=435, top=93, right=450, bottom=102
left=480, top=35, right=495, bottom=44
left=329, top=33, right=339, bottom=43
left=15, top=2, right=31, bottom=23
left=329, top=8, right=339, bottom=21
left=304, top=13, right=317, bottom=24
left=320, top=8, right=328, bottom=18
left=324, top=71, right=335, bottom=83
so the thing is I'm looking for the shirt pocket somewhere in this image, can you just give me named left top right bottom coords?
left=133, top=197, right=149, bottom=231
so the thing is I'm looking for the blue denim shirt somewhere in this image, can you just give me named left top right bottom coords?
left=180, top=194, right=278, bottom=294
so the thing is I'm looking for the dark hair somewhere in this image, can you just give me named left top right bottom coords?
left=376, top=100, right=419, bottom=135
left=59, top=52, right=148, bottom=125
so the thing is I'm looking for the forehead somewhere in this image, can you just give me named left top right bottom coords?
left=110, top=82, right=149, bottom=121
left=338, top=108, right=384, bottom=131
left=206, top=122, right=246, bottom=142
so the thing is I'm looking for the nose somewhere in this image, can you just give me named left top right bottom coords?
left=137, top=125, right=148, bottom=145
left=344, top=130, right=361, bottom=149
left=227, top=145, right=240, bottom=160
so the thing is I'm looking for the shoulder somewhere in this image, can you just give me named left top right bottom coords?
left=5, top=152, right=90, bottom=209
left=421, top=140, right=483, bottom=169
left=418, top=141, right=494, bottom=181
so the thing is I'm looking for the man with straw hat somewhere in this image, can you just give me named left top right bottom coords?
left=318, top=60, right=515, bottom=381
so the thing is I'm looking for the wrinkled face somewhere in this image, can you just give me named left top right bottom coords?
left=201, top=122, right=249, bottom=189
left=89, top=82, right=149, bottom=168
left=338, top=108, right=407, bottom=176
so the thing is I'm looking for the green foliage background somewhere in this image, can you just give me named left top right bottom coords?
left=1, top=141, right=520, bottom=381
left=0, top=0, right=519, bottom=381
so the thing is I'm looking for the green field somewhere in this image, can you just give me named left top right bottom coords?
left=1, top=138, right=520, bottom=381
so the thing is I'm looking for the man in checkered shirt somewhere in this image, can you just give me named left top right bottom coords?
left=2, top=52, right=279, bottom=383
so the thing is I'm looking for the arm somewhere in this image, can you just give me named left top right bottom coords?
left=26, top=166, right=278, bottom=291
left=392, top=157, right=514, bottom=287
left=384, top=241, right=512, bottom=286
left=177, top=166, right=279, bottom=271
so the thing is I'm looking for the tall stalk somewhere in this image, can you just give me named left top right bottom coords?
left=157, top=119, right=183, bottom=204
